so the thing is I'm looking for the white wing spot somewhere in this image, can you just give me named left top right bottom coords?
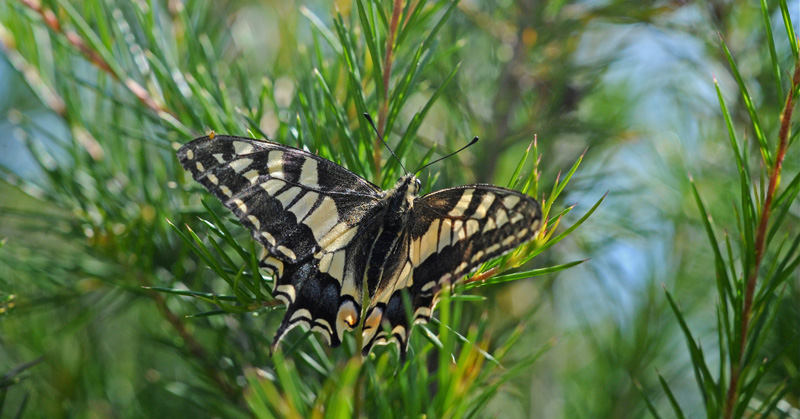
left=466, top=219, right=480, bottom=237
left=502, top=235, right=516, bottom=246
left=290, top=308, right=312, bottom=322
left=447, top=190, right=474, bottom=217
left=229, top=158, right=252, bottom=173
left=341, top=270, right=359, bottom=301
left=516, top=228, right=529, bottom=239
left=311, top=325, right=332, bottom=345
left=207, top=173, right=219, bottom=185
left=262, top=256, right=284, bottom=277
left=303, top=197, right=339, bottom=242
left=247, top=215, right=260, bottom=230
left=243, top=170, right=260, bottom=185
left=276, top=186, right=301, bottom=208
left=261, top=231, right=276, bottom=246
left=318, top=252, right=334, bottom=273
left=361, top=307, right=384, bottom=344
left=455, top=262, right=468, bottom=274
left=213, top=153, right=226, bottom=163
left=483, top=217, right=497, bottom=233
left=268, top=151, right=284, bottom=178
left=329, top=251, right=346, bottom=282
left=233, top=141, right=254, bottom=155
left=503, top=194, right=521, bottom=209
left=454, top=220, right=467, bottom=241
left=486, top=243, right=501, bottom=255
left=421, top=281, right=436, bottom=293
left=220, top=185, right=232, bottom=197
left=318, top=222, right=348, bottom=247
left=196, top=162, right=205, bottom=172
left=417, top=219, right=441, bottom=266
left=471, top=250, right=485, bottom=263
left=185, top=149, right=194, bottom=160
left=300, top=158, right=319, bottom=188
left=496, top=209, right=509, bottom=227
left=400, top=262, right=413, bottom=288
left=233, top=199, right=247, bottom=213
left=510, top=213, right=524, bottom=224
left=260, top=179, right=284, bottom=196
left=319, top=223, right=358, bottom=251
left=277, top=245, right=297, bottom=261
left=413, top=306, right=432, bottom=323
left=315, top=318, right=333, bottom=333
left=412, top=235, right=422, bottom=268
left=473, top=193, right=496, bottom=219
left=275, top=284, right=296, bottom=304
left=391, top=325, right=407, bottom=341
left=438, top=219, right=452, bottom=252
left=287, top=192, right=318, bottom=221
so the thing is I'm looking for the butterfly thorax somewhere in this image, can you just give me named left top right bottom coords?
left=364, top=174, right=421, bottom=296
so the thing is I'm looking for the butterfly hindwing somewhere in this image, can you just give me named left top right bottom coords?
left=361, top=185, right=542, bottom=357
left=177, top=135, right=383, bottom=347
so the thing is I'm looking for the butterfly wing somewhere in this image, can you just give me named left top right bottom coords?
left=177, top=135, right=383, bottom=347
left=361, top=185, right=542, bottom=357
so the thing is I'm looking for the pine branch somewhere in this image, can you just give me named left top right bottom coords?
left=16, top=0, right=169, bottom=116
left=723, top=59, right=800, bottom=419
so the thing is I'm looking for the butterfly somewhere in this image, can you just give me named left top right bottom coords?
left=177, top=132, right=542, bottom=359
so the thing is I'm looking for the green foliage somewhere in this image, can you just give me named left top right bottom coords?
left=1, top=0, right=798, bottom=417
left=0, top=0, right=595, bottom=416
left=648, top=3, right=800, bottom=418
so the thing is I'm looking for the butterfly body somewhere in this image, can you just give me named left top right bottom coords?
left=177, top=135, right=541, bottom=358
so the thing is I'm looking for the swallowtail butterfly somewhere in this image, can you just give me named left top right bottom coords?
left=177, top=133, right=541, bottom=359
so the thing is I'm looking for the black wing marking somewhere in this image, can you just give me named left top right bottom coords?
left=177, top=135, right=382, bottom=348
left=360, top=185, right=542, bottom=358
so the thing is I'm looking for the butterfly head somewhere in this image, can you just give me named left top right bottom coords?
left=401, top=173, right=422, bottom=199
left=387, top=174, right=422, bottom=214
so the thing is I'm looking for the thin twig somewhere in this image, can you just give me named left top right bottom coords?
left=465, top=267, right=500, bottom=284
left=374, top=0, right=403, bottom=182
left=0, top=33, right=66, bottom=115
left=723, top=59, right=800, bottom=419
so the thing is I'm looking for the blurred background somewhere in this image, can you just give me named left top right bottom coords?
left=0, top=0, right=798, bottom=417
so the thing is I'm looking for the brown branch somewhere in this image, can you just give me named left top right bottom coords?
left=465, top=267, right=500, bottom=284
left=374, top=0, right=403, bottom=182
left=723, top=59, right=800, bottom=419
left=17, top=0, right=169, bottom=115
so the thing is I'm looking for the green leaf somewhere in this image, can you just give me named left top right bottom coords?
left=778, top=0, right=799, bottom=59
left=760, top=0, right=783, bottom=100
left=656, top=371, right=686, bottom=419
left=718, top=35, right=771, bottom=166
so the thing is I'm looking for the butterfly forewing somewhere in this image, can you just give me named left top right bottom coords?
left=178, top=135, right=382, bottom=347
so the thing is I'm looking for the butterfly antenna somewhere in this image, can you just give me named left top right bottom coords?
left=414, top=136, right=479, bottom=175
left=363, top=113, right=408, bottom=174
